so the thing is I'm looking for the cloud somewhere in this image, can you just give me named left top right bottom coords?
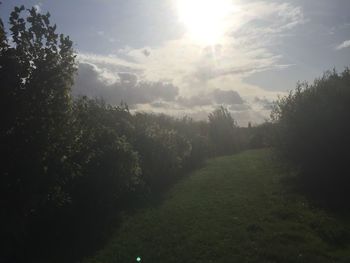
left=142, top=49, right=151, bottom=57
left=74, top=0, right=301, bottom=124
left=73, top=63, right=179, bottom=105
left=212, top=89, right=244, bottom=105
left=77, top=1, right=303, bottom=89
left=176, top=95, right=212, bottom=107
left=176, top=89, right=244, bottom=107
left=254, top=96, right=274, bottom=110
left=229, top=104, right=251, bottom=112
left=73, top=62, right=265, bottom=125
left=336, top=40, right=350, bottom=50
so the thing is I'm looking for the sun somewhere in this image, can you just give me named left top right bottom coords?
left=176, top=0, right=235, bottom=45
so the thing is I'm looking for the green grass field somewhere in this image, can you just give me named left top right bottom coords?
left=84, top=149, right=350, bottom=263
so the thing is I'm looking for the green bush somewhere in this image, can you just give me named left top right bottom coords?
left=0, top=7, right=77, bottom=259
left=70, top=97, right=142, bottom=213
left=272, top=68, right=350, bottom=204
left=133, top=113, right=192, bottom=190
left=208, top=106, right=240, bottom=155
left=248, top=122, right=275, bottom=149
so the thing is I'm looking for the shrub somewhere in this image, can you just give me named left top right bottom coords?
left=271, top=68, right=350, bottom=204
left=0, top=7, right=77, bottom=259
left=208, top=106, right=240, bottom=155
left=71, top=97, right=142, bottom=214
left=133, top=113, right=192, bottom=190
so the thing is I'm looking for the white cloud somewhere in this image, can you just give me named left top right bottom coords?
left=75, top=0, right=302, bottom=125
left=336, top=40, right=350, bottom=50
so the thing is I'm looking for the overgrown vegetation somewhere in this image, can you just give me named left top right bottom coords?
left=271, top=68, right=350, bottom=207
left=0, top=7, right=256, bottom=262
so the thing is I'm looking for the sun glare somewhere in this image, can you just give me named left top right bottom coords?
left=176, top=0, right=235, bottom=45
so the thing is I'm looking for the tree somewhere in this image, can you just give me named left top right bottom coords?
left=71, top=97, right=142, bottom=213
left=208, top=106, right=239, bottom=155
left=0, top=14, right=7, bottom=50
left=0, top=6, right=77, bottom=257
left=271, top=68, right=350, bottom=205
left=132, top=113, right=192, bottom=190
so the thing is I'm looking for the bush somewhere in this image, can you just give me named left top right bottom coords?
left=271, top=68, right=350, bottom=204
left=248, top=122, right=275, bottom=149
left=0, top=7, right=77, bottom=260
left=70, top=97, right=142, bottom=214
left=133, top=113, right=192, bottom=190
left=208, top=106, right=240, bottom=155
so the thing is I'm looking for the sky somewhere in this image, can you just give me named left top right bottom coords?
left=1, top=0, right=350, bottom=125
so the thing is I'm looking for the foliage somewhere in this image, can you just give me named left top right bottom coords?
left=70, top=97, right=142, bottom=213
left=208, top=106, right=240, bottom=155
left=271, top=68, right=350, bottom=204
left=247, top=122, right=275, bottom=149
left=0, top=7, right=78, bottom=259
left=0, top=15, right=7, bottom=50
left=132, top=113, right=193, bottom=190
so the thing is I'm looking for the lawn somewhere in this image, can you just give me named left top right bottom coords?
left=83, top=149, right=350, bottom=263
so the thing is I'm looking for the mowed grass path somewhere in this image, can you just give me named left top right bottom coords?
left=84, top=149, right=350, bottom=263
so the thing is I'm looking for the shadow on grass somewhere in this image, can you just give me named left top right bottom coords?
left=279, top=167, right=350, bottom=249
left=18, top=164, right=203, bottom=263
left=280, top=170, right=350, bottom=214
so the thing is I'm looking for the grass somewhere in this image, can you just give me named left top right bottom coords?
left=83, top=149, right=350, bottom=263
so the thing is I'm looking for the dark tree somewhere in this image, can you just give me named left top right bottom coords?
left=208, top=106, right=239, bottom=155
left=271, top=68, right=350, bottom=206
left=0, top=6, right=77, bottom=258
